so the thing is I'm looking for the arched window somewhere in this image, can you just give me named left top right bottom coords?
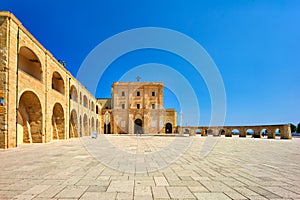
left=83, top=95, right=88, bottom=108
left=52, top=72, right=65, bottom=94
left=70, top=85, right=78, bottom=102
left=18, top=46, right=42, bottom=81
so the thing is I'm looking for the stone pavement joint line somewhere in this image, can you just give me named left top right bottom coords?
left=0, top=136, right=299, bottom=199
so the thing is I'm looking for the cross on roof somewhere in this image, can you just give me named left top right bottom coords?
left=136, top=76, right=141, bottom=82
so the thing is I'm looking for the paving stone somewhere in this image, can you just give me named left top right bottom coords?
left=200, top=180, right=234, bottom=192
left=263, top=186, right=300, bottom=198
left=55, top=185, right=88, bottom=198
left=234, top=186, right=260, bottom=196
left=154, top=177, right=169, bottom=186
left=116, top=192, right=133, bottom=199
left=194, top=192, right=231, bottom=200
left=79, top=192, right=117, bottom=200
left=151, top=186, right=170, bottom=199
left=21, top=185, right=51, bottom=195
left=224, top=191, right=248, bottom=199
left=134, top=185, right=152, bottom=196
left=37, top=185, right=66, bottom=198
left=167, top=186, right=195, bottom=199
left=107, top=180, right=134, bottom=193
left=1, top=136, right=300, bottom=199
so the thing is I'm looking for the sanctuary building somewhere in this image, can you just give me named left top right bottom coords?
left=98, top=82, right=177, bottom=134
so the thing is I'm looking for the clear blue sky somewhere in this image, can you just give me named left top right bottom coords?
left=1, top=0, right=300, bottom=126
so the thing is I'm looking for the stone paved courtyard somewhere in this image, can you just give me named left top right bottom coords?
left=0, top=135, right=300, bottom=200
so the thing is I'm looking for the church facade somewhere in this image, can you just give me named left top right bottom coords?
left=98, top=82, right=177, bottom=134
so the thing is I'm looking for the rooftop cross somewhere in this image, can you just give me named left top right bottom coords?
left=136, top=76, right=141, bottom=82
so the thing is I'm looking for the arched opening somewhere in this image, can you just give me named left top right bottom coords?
left=83, top=114, right=88, bottom=136
left=89, top=119, right=91, bottom=134
left=261, top=129, right=268, bottom=137
left=91, top=101, right=95, bottom=111
left=70, top=85, right=78, bottom=102
left=195, top=129, right=201, bottom=134
left=104, top=123, right=111, bottom=134
left=18, top=46, right=42, bottom=81
left=83, top=95, right=88, bottom=108
left=207, top=129, right=213, bottom=135
left=96, top=119, right=99, bottom=133
left=165, top=123, right=172, bottom=133
left=219, top=129, right=225, bottom=135
left=246, top=129, right=254, bottom=135
left=18, top=91, right=43, bottom=144
left=70, top=110, right=78, bottom=138
left=134, top=119, right=143, bottom=134
left=231, top=129, right=240, bottom=135
left=52, top=103, right=65, bottom=140
left=79, top=116, right=82, bottom=137
left=275, top=128, right=281, bottom=136
left=91, top=117, right=95, bottom=131
left=96, top=105, right=99, bottom=114
left=52, top=72, right=65, bottom=94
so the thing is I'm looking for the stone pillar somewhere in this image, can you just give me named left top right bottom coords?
left=267, top=130, right=275, bottom=139
left=281, top=124, right=292, bottom=139
left=239, top=131, right=246, bottom=137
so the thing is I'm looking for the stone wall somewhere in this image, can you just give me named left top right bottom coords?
left=179, top=124, right=292, bottom=139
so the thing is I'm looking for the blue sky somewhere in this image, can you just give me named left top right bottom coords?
left=1, top=0, right=300, bottom=126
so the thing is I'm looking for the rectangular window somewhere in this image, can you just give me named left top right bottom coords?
left=152, top=120, right=156, bottom=127
left=122, top=104, right=125, bottom=109
left=137, top=91, right=140, bottom=96
left=122, top=91, right=125, bottom=96
left=152, top=91, right=155, bottom=96
left=137, top=104, right=140, bottom=109
left=152, top=104, right=155, bottom=109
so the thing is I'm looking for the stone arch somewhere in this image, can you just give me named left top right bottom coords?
left=165, top=122, right=172, bottom=133
left=83, top=95, right=88, bottom=108
left=91, top=101, right=95, bottom=111
left=96, top=119, right=99, bottom=133
left=70, top=109, right=78, bottom=138
left=91, top=117, right=95, bottom=131
left=104, top=123, right=111, bottom=134
left=89, top=119, right=91, bottom=134
left=18, top=91, right=43, bottom=143
left=207, top=129, right=213, bottom=135
left=96, top=105, right=99, bottom=114
left=219, top=129, right=225, bottom=135
left=52, top=103, right=65, bottom=140
left=134, top=118, right=143, bottom=134
left=261, top=128, right=268, bottom=137
left=18, top=46, right=42, bottom=81
left=246, top=129, right=254, bottom=137
left=83, top=114, right=88, bottom=136
left=232, top=129, right=240, bottom=135
left=52, top=72, right=65, bottom=94
left=70, top=85, right=78, bottom=102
